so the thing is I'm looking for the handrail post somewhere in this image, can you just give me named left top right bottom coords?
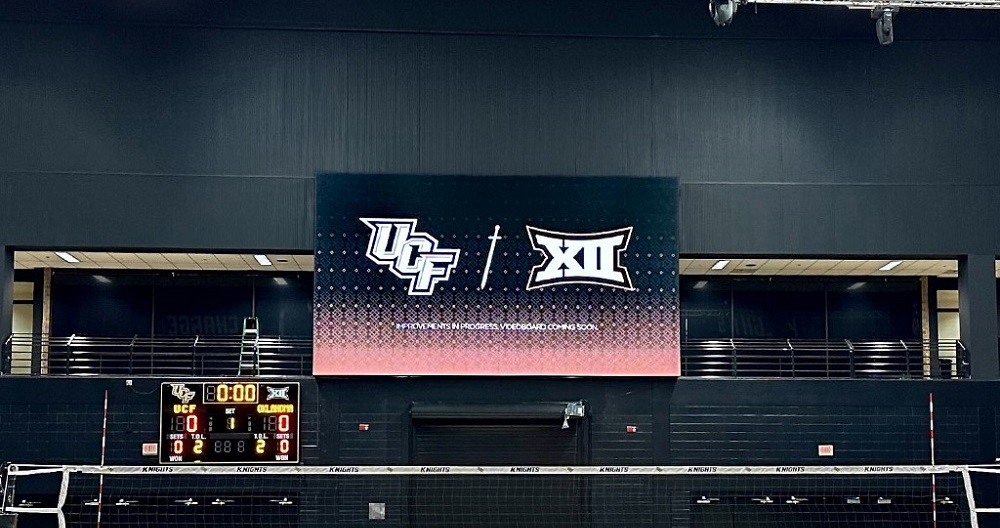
left=787, top=339, right=795, bottom=377
left=66, top=334, right=76, bottom=375
left=128, top=335, right=137, bottom=376
left=845, top=339, right=855, bottom=378
left=35, top=333, right=45, bottom=375
left=254, top=334, right=261, bottom=377
left=824, top=337, right=831, bottom=378
left=191, top=336, right=199, bottom=376
left=957, top=340, right=969, bottom=378
left=900, top=339, right=909, bottom=378
left=730, top=338, right=737, bottom=377
left=681, top=342, right=687, bottom=376
left=1, top=334, right=11, bottom=375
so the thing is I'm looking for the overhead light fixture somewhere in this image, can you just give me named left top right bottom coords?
left=879, top=260, right=903, bottom=271
left=873, top=6, right=899, bottom=46
left=848, top=281, right=866, bottom=290
left=694, top=280, right=709, bottom=289
left=94, top=275, right=111, bottom=284
left=254, top=254, right=272, bottom=266
left=55, top=251, right=80, bottom=263
left=711, top=260, right=731, bottom=271
left=709, top=0, right=738, bottom=26
left=273, top=277, right=288, bottom=286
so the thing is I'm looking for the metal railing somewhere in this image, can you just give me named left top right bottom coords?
left=2, top=333, right=312, bottom=377
left=681, top=338, right=969, bottom=379
left=1, top=333, right=969, bottom=379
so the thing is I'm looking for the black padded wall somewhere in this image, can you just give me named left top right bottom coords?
left=0, top=377, right=992, bottom=466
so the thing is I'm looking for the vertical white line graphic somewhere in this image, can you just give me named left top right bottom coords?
left=480, top=225, right=502, bottom=290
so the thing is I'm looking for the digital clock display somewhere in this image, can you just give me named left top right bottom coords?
left=159, top=381, right=300, bottom=464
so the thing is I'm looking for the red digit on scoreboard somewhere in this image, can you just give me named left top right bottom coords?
left=185, top=415, right=198, bottom=433
left=278, top=439, right=290, bottom=454
left=172, top=440, right=184, bottom=455
left=278, top=414, right=290, bottom=432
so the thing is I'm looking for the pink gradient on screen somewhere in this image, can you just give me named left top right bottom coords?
left=313, top=344, right=679, bottom=376
left=313, top=308, right=681, bottom=376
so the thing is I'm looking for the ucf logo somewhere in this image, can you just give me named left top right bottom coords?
left=525, top=226, right=633, bottom=291
left=170, top=383, right=196, bottom=404
left=360, top=218, right=460, bottom=296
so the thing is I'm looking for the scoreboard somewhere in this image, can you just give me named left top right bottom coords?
left=159, top=381, right=300, bottom=464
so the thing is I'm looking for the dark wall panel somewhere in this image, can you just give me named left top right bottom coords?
left=827, top=284, right=921, bottom=340
left=679, top=182, right=1000, bottom=255
left=679, top=282, right=732, bottom=340
left=2, top=24, right=1000, bottom=255
left=668, top=379, right=988, bottom=465
left=670, top=404, right=930, bottom=464
left=0, top=377, right=991, bottom=467
left=0, top=173, right=314, bottom=251
left=254, top=274, right=314, bottom=337
left=731, top=281, right=826, bottom=339
left=153, top=275, right=252, bottom=336
left=51, top=272, right=154, bottom=337
left=412, top=423, right=582, bottom=465
left=49, top=271, right=312, bottom=338
left=323, top=378, right=660, bottom=466
left=680, top=277, right=921, bottom=341
left=0, top=377, right=320, bottom=465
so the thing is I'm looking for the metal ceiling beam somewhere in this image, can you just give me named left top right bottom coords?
left=746, top=0, right=1000, bottom=8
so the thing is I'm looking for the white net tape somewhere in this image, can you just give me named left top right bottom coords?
left=1, top=464, right=984, bottom=528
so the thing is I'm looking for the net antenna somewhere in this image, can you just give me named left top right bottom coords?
left=3, top=465, right=70, bottom=528
left=97, top=389, right=110, bottom=528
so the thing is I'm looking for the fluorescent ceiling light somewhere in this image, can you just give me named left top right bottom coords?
left=254, top=254, right=272, bottom=266
left=711, top=260, right=731, bottom=270
left=878, top=260, right=903, bottom=271
left=94, top=275, right=111, bottom=284
left=693, top=280, right=709, bottom=289
left=55, top=251, right=80, bottom=263
left=273, top=277, right=288, bottom=286
left=847, top=282, right=865, bottom=290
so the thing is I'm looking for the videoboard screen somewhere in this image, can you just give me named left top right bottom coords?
left=159, top=381, right=299, bottom=464
left=314, top=174, right=679, bottom=376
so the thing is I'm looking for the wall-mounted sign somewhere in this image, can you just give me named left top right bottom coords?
left=314, top=174, right=679, bottom=376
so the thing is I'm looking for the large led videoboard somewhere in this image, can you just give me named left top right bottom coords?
left=314, top=174, right=679, bottom=376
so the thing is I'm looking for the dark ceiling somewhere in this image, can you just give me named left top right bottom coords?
left=1, top=0, right=998, bottom=41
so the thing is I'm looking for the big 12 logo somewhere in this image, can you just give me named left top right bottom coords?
left=525, top=226, right=634, bottom=291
